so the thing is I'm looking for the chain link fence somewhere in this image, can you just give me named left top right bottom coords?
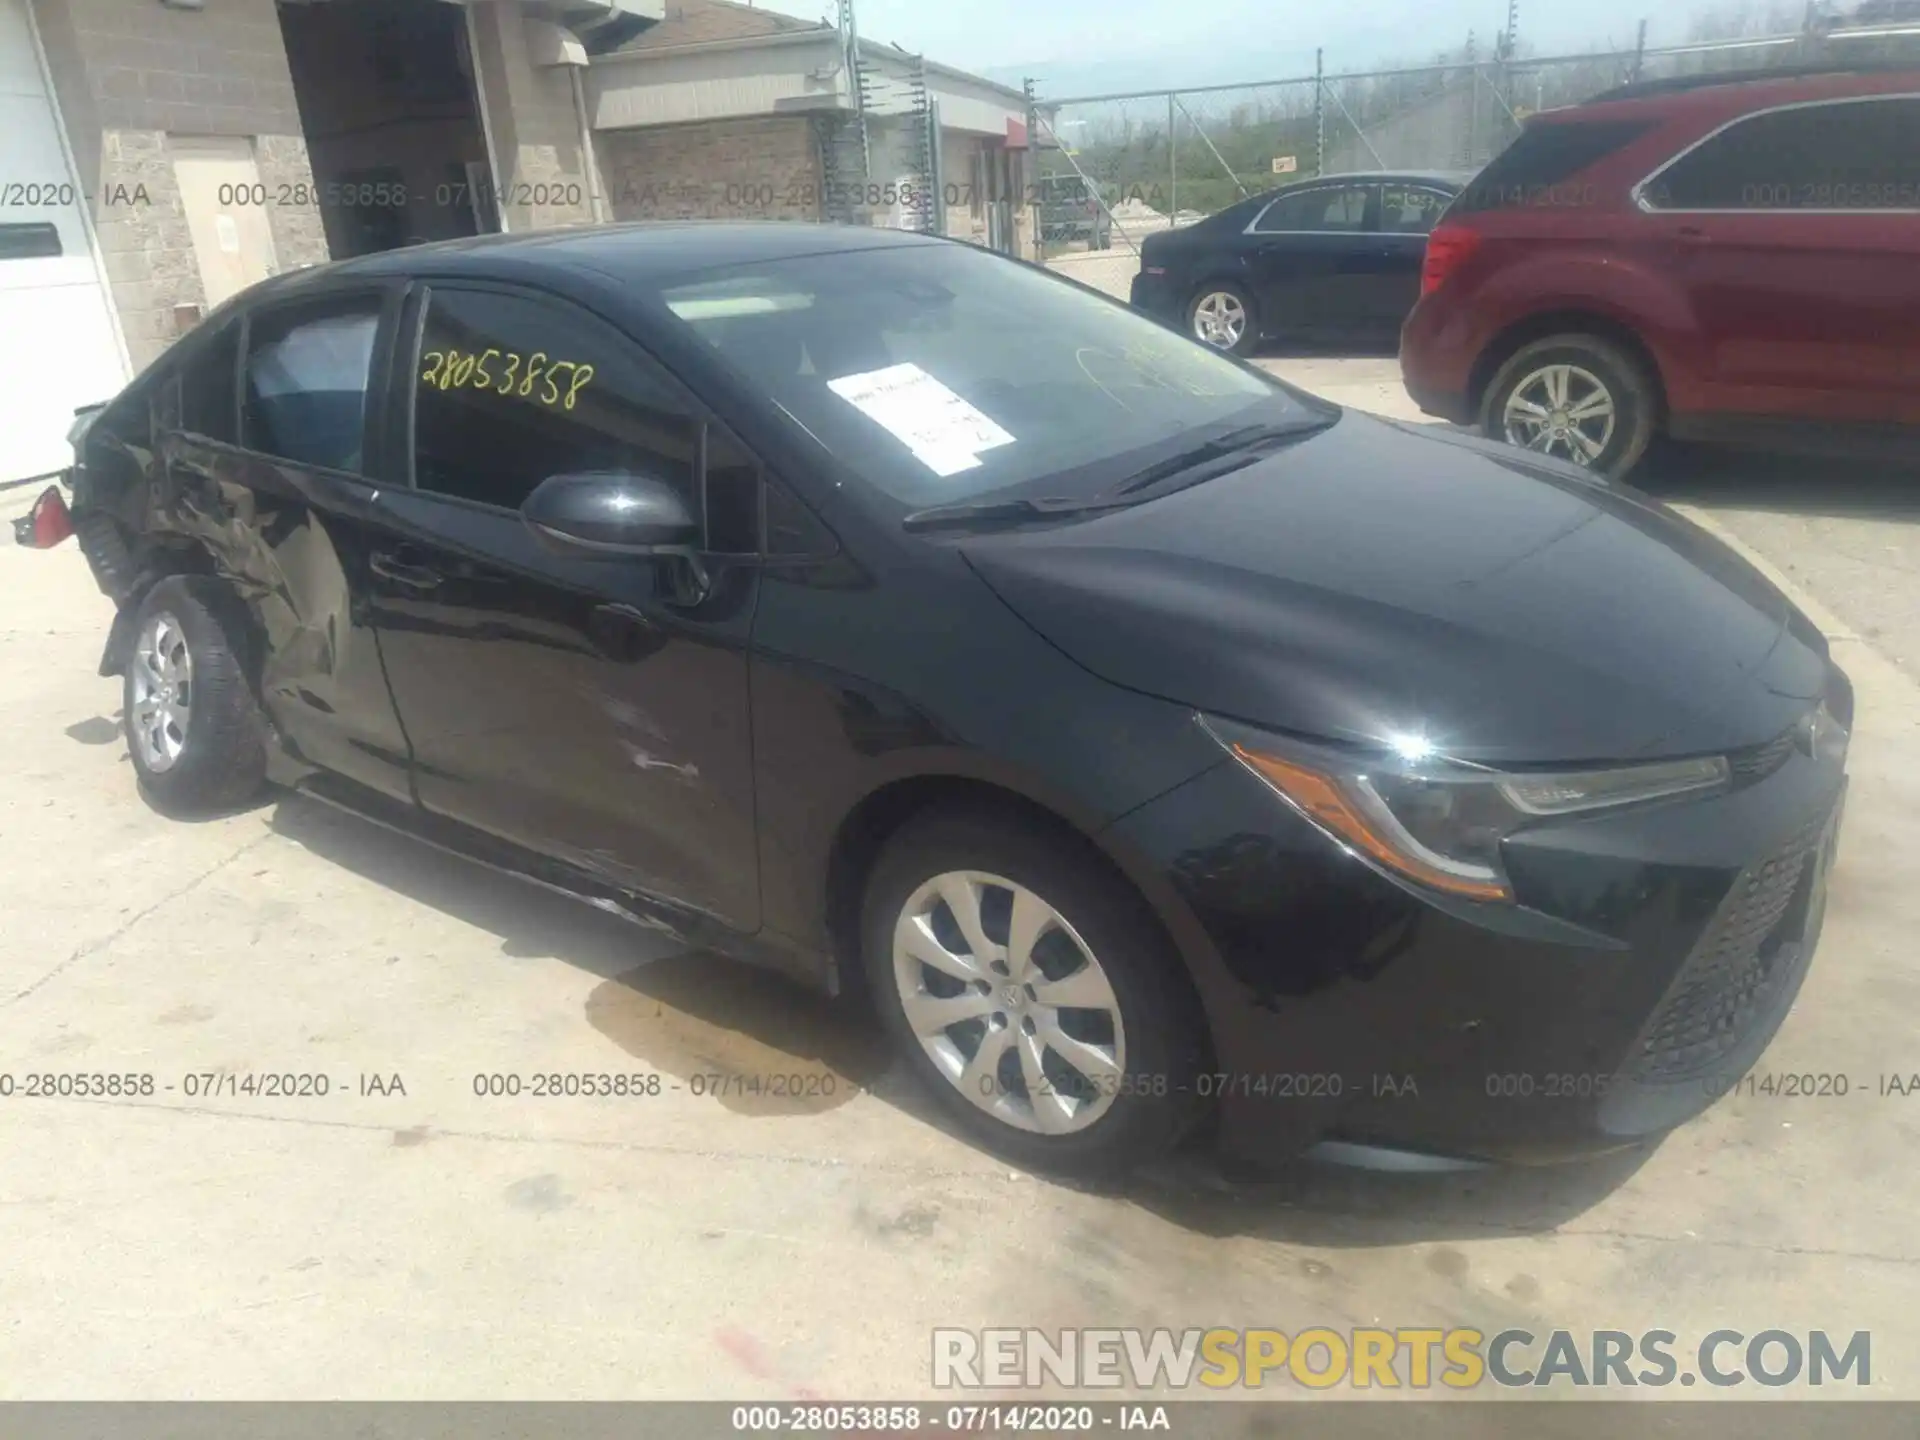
left=1029, top=18, right=1920, bottom=299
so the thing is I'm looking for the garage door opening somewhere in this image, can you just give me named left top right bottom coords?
left=277, top=0, right=500, bottom=259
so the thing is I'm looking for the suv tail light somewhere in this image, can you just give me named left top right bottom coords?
left=1421, top=224, right=1481, bottom=298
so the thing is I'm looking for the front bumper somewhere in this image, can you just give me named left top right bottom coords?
left=1129, top=270, right=1183, bottom=328
left=1105, top=704, right=1850, bottom=1168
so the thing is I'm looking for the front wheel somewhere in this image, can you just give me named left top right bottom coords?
left=861, top=809, right=1209, bottom=1176
left=1481, top=333, right=1659, bottom=478
left=1186, top=282, right=1259, bottom=356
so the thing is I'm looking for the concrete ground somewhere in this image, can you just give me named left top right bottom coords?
left=2, top=363, right=1917, bottom=1401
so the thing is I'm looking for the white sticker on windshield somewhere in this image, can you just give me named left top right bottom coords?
left=827, top=363, right=1015, bottom=477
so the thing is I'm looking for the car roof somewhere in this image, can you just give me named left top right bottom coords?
left=1548, top=63, right=1920, bottom=121
left=1272, top=169, right=1474, bottom=189
left=259, top=221, right=948, bottom=295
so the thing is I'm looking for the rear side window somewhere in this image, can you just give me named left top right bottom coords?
left=1380, top=185, right=1452, bottom=234
left=1251, top=185, right=1372, bottom=233
left=243, top=298, right=381, bottom=474
left=1452, top=119, right=1659, bottom=214
left=1643, top=97, right=1920, bottom=211
left=410, top=287, right=702, bottom=515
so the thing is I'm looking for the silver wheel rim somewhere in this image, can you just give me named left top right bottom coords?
left=1502, top=362, right=1617, bottom=466
left=1191, top=291, right=1247, bottom=349
left=129, top=611, right=193, bottom=773
left=891, top=870, right=1127, bottom=1136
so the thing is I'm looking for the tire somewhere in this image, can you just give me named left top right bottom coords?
left=1185, top=282, right=1260, bottom=357
left=1480, top=333, right=1659, bottom=479
left=123, top=576, right=269, bottom=817
left=861, top=807, right=1209, bottom=1176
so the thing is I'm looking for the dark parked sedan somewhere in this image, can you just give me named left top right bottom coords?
left=1131, top=171, right=1469, bottom=355
left=23, top=223, right=1849, bottom=1176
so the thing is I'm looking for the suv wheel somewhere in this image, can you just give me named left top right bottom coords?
left=861, top=809, right=1208, bottom=1176
left=1187, top=283, right=1258, bottom=356
left=1482, top=334, right=1658, bottom=478
left=124, top=577, right=269, bottom=816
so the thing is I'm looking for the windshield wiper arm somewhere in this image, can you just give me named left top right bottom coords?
left=1105, top=418, right=1337, bottom=497
left=900, top=494, right=1128, bottom=533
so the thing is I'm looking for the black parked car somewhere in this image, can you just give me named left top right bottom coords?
left=23, top=223, right=1849, bottom=1176
left=1131, top=170, right=1469, bottom=355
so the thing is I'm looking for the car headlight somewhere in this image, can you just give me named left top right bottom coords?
left=1203, top=718, right=1730, bottom=903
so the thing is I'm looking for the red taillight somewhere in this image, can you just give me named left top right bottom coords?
left=23, top=485, right=74, bottom=549
left=1420, top=223, right=1481, bottom=298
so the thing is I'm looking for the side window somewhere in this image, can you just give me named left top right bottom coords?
left=1380, top=186, right=1451, bottom=234
left=1453, top=119, right=1658, bottom=214
left=242, top=297, right=381, bottom=473
left=0, top=223, right=61, bottom=260
left=1646, top=98, right=1920, bottom=211
left=411, top=287, right=702, bottom=516
left=1252, top=186, right=1370, bottom=233
left=179, top=323, right=240, bottom=444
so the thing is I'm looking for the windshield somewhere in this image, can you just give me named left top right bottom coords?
left=657, top=242, right=1306, bottom=507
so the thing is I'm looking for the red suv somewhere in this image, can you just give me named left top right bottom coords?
left=1401, top=66, right=1920, bottom=476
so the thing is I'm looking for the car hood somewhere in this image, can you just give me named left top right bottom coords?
left=960, top=414, right=1829, bottom=765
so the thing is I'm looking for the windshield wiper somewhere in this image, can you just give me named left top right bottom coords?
left=1105, top=417, right=1337, bottom=498
left=901, top=494, right=1129, bottom=533
left=900, top=417, right=1338, bottom=534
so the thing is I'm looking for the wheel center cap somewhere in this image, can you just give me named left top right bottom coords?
left=160, top=685, right=173, bottom=702
left=1001, top=985, right=1024, bottom=1012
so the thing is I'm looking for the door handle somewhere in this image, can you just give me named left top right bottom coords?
left=1676, top=225, right=1712, bottom=245
left=369, top=552, right=443, bottom=591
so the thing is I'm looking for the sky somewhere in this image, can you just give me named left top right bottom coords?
left=737, top=0, right=1782, bottom=94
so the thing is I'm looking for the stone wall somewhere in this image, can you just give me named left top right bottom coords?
left=467, top=5, right=599, bottom=234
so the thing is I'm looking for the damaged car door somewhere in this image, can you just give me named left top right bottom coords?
left=157, top=287, right=416, bottom=803
left=362, top=282, right=762, bottom=931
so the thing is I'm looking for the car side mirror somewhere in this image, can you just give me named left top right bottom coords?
left=522, top=472, right=701, bottom=555
left=522, top=471, right=711, bottom=604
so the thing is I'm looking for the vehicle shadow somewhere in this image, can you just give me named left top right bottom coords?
left=1255, top=336, right=1402, bottom=361
left=266, top=790, right=1649, bottom=1241
left=1633, top=440, right=1920, bottom=522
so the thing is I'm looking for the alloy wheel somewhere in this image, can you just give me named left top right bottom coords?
left=1191, top=291, right=1247, bottom=349
left=1502, top=363, right=1617, bottom=466
left=891, top=870, right=1127, bottom=1135
left=130, top=611, right=194, bottom=773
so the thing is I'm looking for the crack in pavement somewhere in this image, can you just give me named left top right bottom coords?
left=3, top=832, right=273, bottom=1009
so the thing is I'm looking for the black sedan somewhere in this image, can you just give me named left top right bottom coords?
left=25, top=222, right=1848, bottom=1176
left=1131, top=170, right=1469, bottom=355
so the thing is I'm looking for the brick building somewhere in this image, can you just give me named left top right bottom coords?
left=0, top=0, right=1034, bottom=482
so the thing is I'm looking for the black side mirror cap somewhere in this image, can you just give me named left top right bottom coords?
left=521, top=471, right=700, bottom=557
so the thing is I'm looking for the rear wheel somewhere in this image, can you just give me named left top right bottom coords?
left=124, top=577, right=268, bottom=816
left=1481, top=333, right=1658, bottom=478
left=1186, top=282, right=1259, bottom=356
left=861, top=808, right=1208, bottom=1175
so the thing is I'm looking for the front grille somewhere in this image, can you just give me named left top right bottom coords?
left=1728, top=725, right=1797, bottom=788
left=1627, top=815, right=1829, bottom=1083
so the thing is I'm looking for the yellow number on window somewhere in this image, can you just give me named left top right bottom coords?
left=563, top=364, right=595, bottom=411
left=472, top=348, right=500, bottom=390
left=540, top=361, right=565, bottom=407
left=420, top=351, right=445, bottom=387
left=519, top=352, right=548, bottom=399
left=450, top=353, right=477, bottom=389
left=498, top=353, right=520, bottom=395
